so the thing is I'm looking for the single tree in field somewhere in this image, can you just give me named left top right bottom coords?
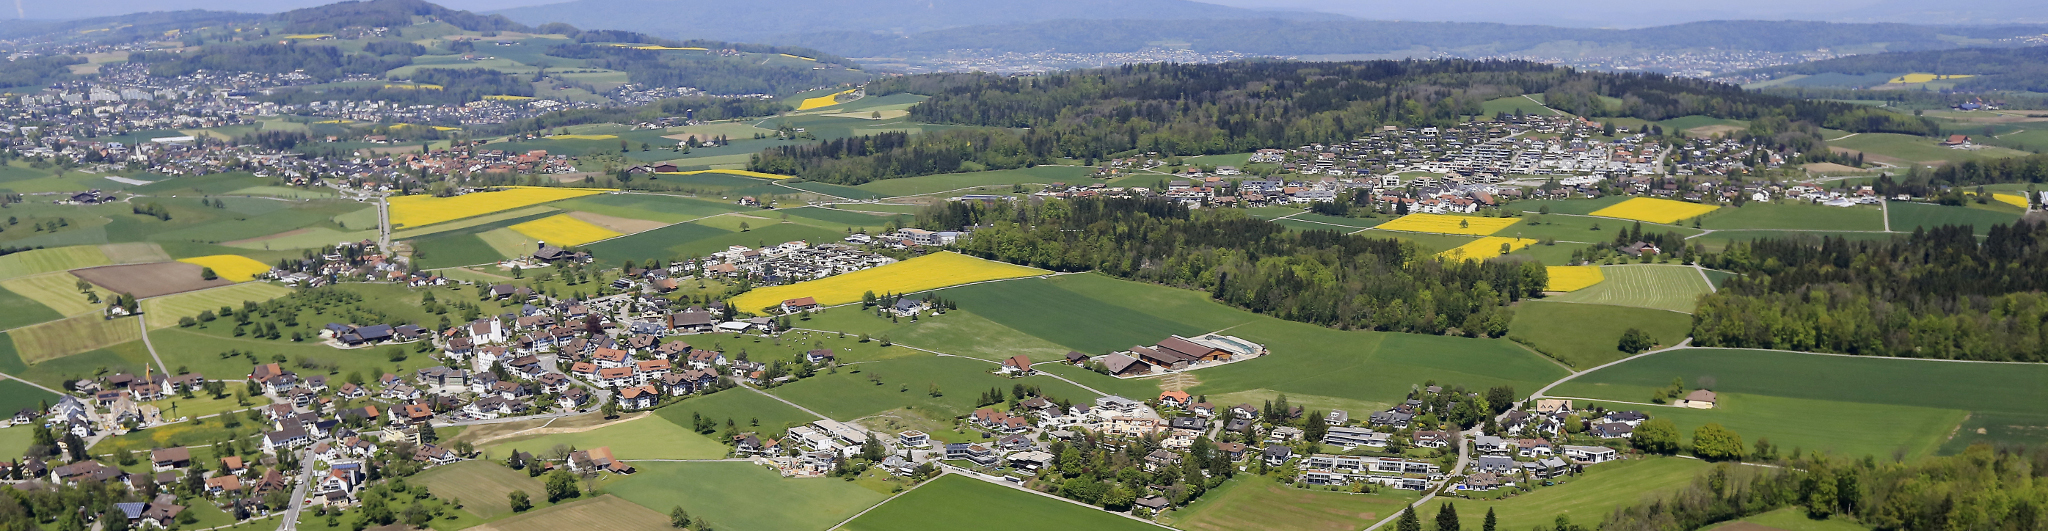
left=1617, top=328, right=1655, bottom=353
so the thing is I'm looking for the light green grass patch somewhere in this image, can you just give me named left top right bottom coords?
left=140, top=283, right=294, bottom=330
left=1701, top=202, right=1885, bottom=231
left=481, top=414, right=728, bottom=460
left=1831, top=133, right=2031, bottom=165
left=653, top=388, right=820, bottom=436
left=412, top=461, right=548, bottom=519
left=1716, top=507, right=1874, bottom=531
left=1547, top=265, right=1711, bottom=313
left=853, top=166, right=1096, bottom=197
left=1423, top=457, right=1718, bottom=531
left=610, top=461, right=890, bottom=531
left=1884, top=201, right=2021, bottom=236
left=0, top=246, right=110, bottom=282
left=1574, top=394, right=1963, bottom=460
left=1168, top=475, right=1420, bottom=531
left=768, top=355, right=1101, bottom=420
left=843, top=474, right=1155, bottom=531
left=1509, top=300, right=1691, bottom=369
left=0, top=272, right=95, bottom=317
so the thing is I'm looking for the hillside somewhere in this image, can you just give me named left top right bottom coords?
left=489, top=0, right=1328, bottom=42
left=1739, top=46, right=2048, bottom=91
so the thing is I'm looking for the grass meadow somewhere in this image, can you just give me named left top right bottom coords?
left=1509, top=301, right=1692, bottom=369
left=1422, top=457, right=1719, bottom=531
left=12, top=314, right=142, bottom=364
left=585, top=221, right=842, bottom=269
left=841, top=474, right=1158, bottom=531
left=1554, top=348, right=2048, bottom=457
left=1166, top=475, right=1420, bottom=531
left=850, top=166, right=1096, bottom=197
left=768, top=355, right=1103, bottom=420
left=1885, top=201, right=2021, bottom=236
left=1701, top=202, right=1885, bottom=231
left=0, top=272, right=95, bottom=318
left=411, top=461, right=548, bottom=519
left=609, top=462, right=889, bottom=531
left=140, top=283, right=294, bottom=329
left=1547, top=265, right=1712, bottom=313
left=727, top=252, right=1044, bottom=313
left=653, top=387, right=821, bottom=435
left=0, top=245, right=110, bottom=281
left=480, top=412, right=729, bottom=460
left=470, top=495, right=670, bottom=531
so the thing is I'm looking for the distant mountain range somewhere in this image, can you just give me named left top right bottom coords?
left=485, top=0, right=1326, bottom=42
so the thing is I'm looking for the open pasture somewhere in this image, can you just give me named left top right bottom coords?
left=610, top=461, right=889, bottom=531
left=657, top=169, right=793, bottom=180
left=768, top=355, right=1101, bottom=421
left=1436, top=237, right=1534, bottom=262
left=12, top=314, right=143, bottom=364
left=480, top=414, right=728, bottom=460
left=727, top=251, right=1044, bottom=313
left=1509, top=300, right=1691, bottom=369
left=1423, top=458, right=1719, bottom=531
left=0, top=245, right=111, bottom=281
left=508, top=214, right=623, bottom=246
left=915, top=274, right=1214, bottom=356
left=1, top=272, right=98, bottom=317
left=411, top=461, right=548, bottom=519
left=1701, top=202, right=1885, bottom=231
left=176, top=255, right=272, bottom=282
left=1374, top=213, right=1521, bottom=235
left=585, top=221, right=842, bottom=268
left=850, top=166, right=1095, bottom=197
left=73, top=262, right=233, bottom=298
left=546, top=193, right=750, bottom=223
left=1589, top=197, right=1721, bottom=224
left=1168, top=475, right=1419, bottom=531
left=386, top=187, right=607, bottom=229
left=1830, top=133, right=2031, bottom=165
left=469, top=495, right=671, bottom=531
left=841, top=474, right=1161, bottom=531
left=564, top=211, right=667, bottom=234
left=140, top=283, right=293, bottom=330
left=0, top=284, right=64, bottom=330
left=1546, top=265, right=1711, bottom=313
left=1885, top=201, right=2021, bottom=235
left=1545, top=266, right=1604, bottom=291
left=653, top=387, right=820, bottom=434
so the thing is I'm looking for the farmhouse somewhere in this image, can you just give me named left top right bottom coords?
left=1678, top=389, right=1718, bottom=409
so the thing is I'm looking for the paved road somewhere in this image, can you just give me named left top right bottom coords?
left=275, top=444, right=320, bottom=531
left=1534, top=339, right=1692, bottom=398
left=137, top=315, right=171, bottom=375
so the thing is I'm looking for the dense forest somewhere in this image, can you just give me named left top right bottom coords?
left=756, top=61, right=1932, bottom=183
left=543, top=43, right=864, bottom=95
left=1744, top=46, right=2048, bottom=92
left=274, top=0, right=530, bottom=33
left=778, top=19, right=2045, bottom=57
left=1694, top=221, right=2048, bottom=362
left=932, top=197, right=1546, bottom=336
left=131, top=43, right=411, bottom=80
left=749, top=129, right=1050, bottom=185
left=1602, top=444, right=2048, bottom=531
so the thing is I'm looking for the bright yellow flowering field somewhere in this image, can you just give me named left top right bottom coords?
left=1993, top=193, right=2031, bottom=209
left=1545, top=266, right=1606, bottom=292
left=1588, top=197, right=1720, bottom=224
left=178, top=255, right=272, bottom=282
left=1377, top=213, right=1521, bottom=236
left=730, top=252, right=1045, bottom=313
left=796, top=89, right=856, bottom=110
left=509, top=215, right=623, bottom=246
left=657, top=169, right=794, bottom=180
left=387, top=187, right=609, bottom=228
left=1435, top=237, right=1535, bottom=262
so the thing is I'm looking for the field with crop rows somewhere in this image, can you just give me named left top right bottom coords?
left=12, top=314, right=142, bottom=364
left=1547, top=265, right=1711, bottom=313
left=1545, top=266, right=1604, bottom=292
left=140, top=283, right=294, bottom=329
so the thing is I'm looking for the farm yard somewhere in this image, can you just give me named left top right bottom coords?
left=1373, top=213, right=1522, bottom=235
left=0, top=283, right=66, bottom=330
left=726, top=251, right=1046, bottom=313
left=1588, top=197, right=1720, bottom=224
left=1546, top=265, right=1712, bottom=313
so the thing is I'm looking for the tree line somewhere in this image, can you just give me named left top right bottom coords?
left=1694, top=221, right=2048, bottom=361
left=131, top=43, right=410, bottom=81
left=939, top=197, right=1546, bottom=336
left=544, top=43, right=862, bottom=96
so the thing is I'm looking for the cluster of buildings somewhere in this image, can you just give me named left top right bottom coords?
left=680, top=240, right=898, bottom=286
left=1092, top=334, right=1268, bottom=377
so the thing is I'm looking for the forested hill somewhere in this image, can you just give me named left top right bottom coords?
left=750, top=60, right=1934, bottom=185
left=1741, top=46, right=2048, bottom=92
left=277, top=0, right=530, bottom=33
left=772, top=19, right=2048, bottom=57
left=491, top=0, right=1323, bottom=43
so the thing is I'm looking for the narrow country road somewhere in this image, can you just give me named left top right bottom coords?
left=0, top=371, right=65, bottom=395
left=275, top=444, right=319, bottom=531
left=1534, top=338, right=1692, bottom=397
left=137, top=315, right=170, bottom=375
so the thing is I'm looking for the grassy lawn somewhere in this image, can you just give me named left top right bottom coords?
left=1508, top=301, right=1692, bottom=369
left=1938, top=411, right=2048, bottom=454
left=1700, top=202, right=1885, bottom=231
left=11, top=314, right=142, bottom=364
left=1424, top=457, right=1718, bottom=531
left=480, top=413, right=729, bottom=460
left=412, top=461, right=549, bottom=519
left=1576, top=394, right=1963, bottom=460
left=768, top=354, right=1102, bottom=420
left=1167, top=475, right=1420, bottom=531
left=842, top=474, right=1157, bottom=531
left=2, top=337, right=158, bottom=391
left=1884, top=201, right=2021, bottom=236
left=0, top=245, right=111, bottom=281
left=1554, top=347, right=2048, bottom=457
left=608, top=461, right=890, bottom=531
left=653, top=387, right=821, bottom=436
left=469, top=495, right=670, bottom=531
left=0, top=272, right=99, bottom=317
left=852, top=166, right=1095, bottom=197
left=1546, top=265, right=1711, bottom=313
left=0, top=424, right=37, bottom=460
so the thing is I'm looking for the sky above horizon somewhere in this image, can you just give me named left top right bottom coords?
left=21, top=0, right=2043, bottom=27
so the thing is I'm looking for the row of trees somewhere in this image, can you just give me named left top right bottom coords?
left=1693, top=222, right=2048, bottom=361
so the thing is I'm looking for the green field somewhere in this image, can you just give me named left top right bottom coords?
left=481, top=413, right=729, bottom=460
left=1501, top=213, right=1703, bottom=244
left=0, top=378, right=57, bottom=423
left=934, top=276, right=1214, bottom=355
left=140, top=283, right=295, bottom=330
left=147, top=327, right=438, bottom=387
left=0, top=246, right=111, bottom=281
left=1509, top=196, right=1630, bottom=216
left=1508, top=301, right=1692, bottom=369
left=1715, top=508, right=1872, bottom=531
left=585, top=221, right=841, bottom=268
left=1884, top=201, right=2021, bottom=236
left=841, top=474, right=1158, bottom=531
left=1166, top=475, right=1420, bottom=531
left=1358, top=230, right=1481, bottom=253
left=851, top=166, right=1096, bottom=197
left=547, top=193, right=751, bottom=223
left=0, top=337, right=156, bottom=391
left=0, top=424, right=39, bottom=463
left=1553, top=348, right=2048, bottom=458
left=470, top=494, right=671, bottom=531
left=653, top=387, right=821, bottom=435
left=768, top=354, right=1102, bottom=421
left=1422, top=458, right=1719, bottom=531
left=11, top=314, right=143, bottom=364
left=777, top=207, right=910, bottom=233
left=1547, top=265, right=1712, bottom=313
left=1701, top=202, right=1885, bottom=231
left=1830, top=133, right=2031, bottom=165
left=0, top=282, right=66, bottom=329
left=805, top=306, right=1079, bottom=363
left=1482, top=95, right=1561, bottom=117
left=412, top=461, right=549, bottom=519
left=609, top=461, right=889, bottom=531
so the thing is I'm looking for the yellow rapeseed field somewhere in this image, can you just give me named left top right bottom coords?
left=384, top=83, right=445, bottom=90
left=1545, top=266, right=1606, bottom=292
left=1993, top=193, right=2031, bottom=209
left=730, top=252, right=1045, bottom=313
left=1888, top=73, right=1974, bottom=84
left=1435, top=237, right=1534, bottom=262
left=508, top=215, right=623, bottom=246
left=178, top=255, right=272, bottom=282
left=550, top=134, right=618, bottom=140
left=1588, top=197, right=1720, bottom=224
left=1376, top=213, right=1521, bottom=236
left=780, top=53, right=819, bottom=61
left=387, top=187, right=609, bottom=228
left=796, top=89, right=856, bottom=110
left=483, top=95, right=536, bottom=101
left=656, top=169, right=795, bottom=180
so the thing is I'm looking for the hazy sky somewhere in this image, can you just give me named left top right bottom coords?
left=26, top=0, right=2044, bottom=26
